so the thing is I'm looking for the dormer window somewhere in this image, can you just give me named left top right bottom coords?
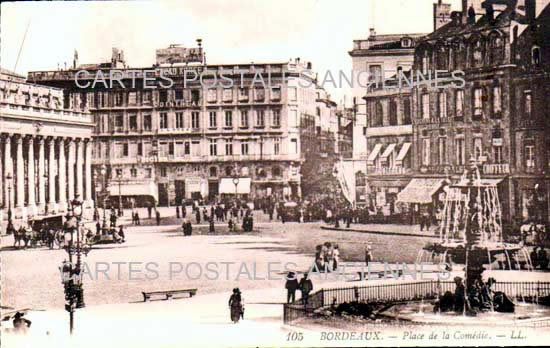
left=401, top=38, right=412, bottom=48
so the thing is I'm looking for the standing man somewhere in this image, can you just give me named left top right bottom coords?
left=195, top=208, right=201, bottom=224
left=176, top=205, right=180, bottom=219
left=365, top=245, right=373, bottom=265
left=298, top=273, right=313, bottom=305
left=285, top=272, right=299, bottom=304
left=147, top=203, right=153, bottom=219
left=156, top=210, right=161, bottom=226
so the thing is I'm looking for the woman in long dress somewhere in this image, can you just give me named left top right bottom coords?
left=228, top=288, right=243, bottom=323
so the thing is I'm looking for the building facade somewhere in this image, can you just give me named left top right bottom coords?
left=410, top=0, right=550, bottom=222
left=0, top=69, right=94, bottom=223
left=28, top=54, right=324, bottom=206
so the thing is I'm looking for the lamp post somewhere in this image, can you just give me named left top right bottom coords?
left=117, top=173, right=123, bottom=217
left=60, top=195, right=91, bottom=335
left=100, top=165, right=107, bottom=228
left=6, top=173, right=14, bottom=233
left=233, top=177, right=239, bottom=202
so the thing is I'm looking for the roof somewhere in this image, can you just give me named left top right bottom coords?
left=0, top=68, right=26, bottom=81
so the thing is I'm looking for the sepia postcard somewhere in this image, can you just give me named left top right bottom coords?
left=1, top=0, right=550, bottom=346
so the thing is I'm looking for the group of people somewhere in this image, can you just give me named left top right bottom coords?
left=284, top=272, right=314, bottom=304
left=314, top=242, right=340, bottom=272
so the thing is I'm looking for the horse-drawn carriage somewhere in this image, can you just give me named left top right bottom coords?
left=13, top=214, right=65, bottom=249
left=87, top=226, right=124, bottom=244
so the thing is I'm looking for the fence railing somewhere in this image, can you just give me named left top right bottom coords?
left=283, top=280, right=550, bottom=324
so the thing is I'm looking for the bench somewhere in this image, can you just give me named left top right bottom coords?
left=142, top=288, right=197, bottom=302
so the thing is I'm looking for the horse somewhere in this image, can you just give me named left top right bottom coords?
left=13, top=227, right=29, bottom=249
left=520, top=223, right=546, bottom=244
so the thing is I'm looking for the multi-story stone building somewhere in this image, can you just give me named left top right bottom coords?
left=28, top=52, right=323, bottom=206
left=405, top=0, right=550, bottom=222
left=0, top=69, right=94, bottom=223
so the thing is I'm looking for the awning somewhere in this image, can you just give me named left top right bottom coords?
left=395, top=143, right=412, bottom=165
left=380, top=143, right=396, bottom=161
left=366, top=144, right=383, bottom=164
left=108, top=182, right=158, bottom=201
left=396, top=178, right=445, bottom=204
left=219, top=177, right=251, bottom=194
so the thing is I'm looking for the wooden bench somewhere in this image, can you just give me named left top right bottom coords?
left=142, top=288, right=197, bottom=302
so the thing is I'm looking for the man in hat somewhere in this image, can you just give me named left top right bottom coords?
left=285, top=272, right=299, bottom=303
left=12, top=312, right=31, bottom=333
left=453, top=276, right=465, bottom=313
left=298, top=273, right=313, bottom=305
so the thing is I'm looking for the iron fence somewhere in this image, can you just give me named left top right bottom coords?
left=283, top=280, right=550, bottom=324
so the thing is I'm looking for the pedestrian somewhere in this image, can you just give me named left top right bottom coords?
left=538, top=248, right=549, bottom=270
left=333, top=244, right=340, bottom=271
left=118, top=225, right=125, bottom=243
left=285, top=272, right=299, bottom=304
left=228, top=218, right=234, bottom=232
left=365, top=245, right=373, bottom=265
left=176, top=205, right=180, bottom=219
left=156, top=210, right=161, bottom=226
left=96, top=221, right=101, bottom=235
left=298, top=273, right=313, bottom=305
left=12, top=312, right=31, bottom=334
left=182, top=205, right=187, bottom=218
left=135, top=211, right=140, bottom=225
left=209, top=216, right=215, bottom=234
left=228, top=288, right=243, bottom=323
left=195, top=209, right=201, bottom=224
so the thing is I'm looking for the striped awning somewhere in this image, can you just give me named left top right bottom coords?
left=366, top=144, right=383, bottom=164
left=380, top=143, right=396, bottom=161
left=395, top=143, right=412, bottom=165
left=397, top=178, right=445, bottom=204
left=108, top=182, right=158, bottom=201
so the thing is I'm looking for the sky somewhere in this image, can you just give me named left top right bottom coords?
left=1, top=0, right=462, bottom=105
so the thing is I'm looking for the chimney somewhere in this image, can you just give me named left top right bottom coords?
left=526, top=0, right=536, bottom=22
left=433, top=0, right=452, bottom=30
left=369, top=28, right=376, bottom=37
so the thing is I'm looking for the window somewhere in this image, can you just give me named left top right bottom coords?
left=184, top=142, right=190, bottom=155
left=175, top=112, right=184, bottom=128
left=272, top=110, right=281, bottom=127
left=225, top=140, right=233, bottom=155
left=525, top=143, right=535, bottom=171
left=123, top=143, right=129, bottom=157
left=524, top=90, right=532, bottom=116
left=160, top=112, right=168, bottom=129
left=115, top=114, right=123, bottom=128
left=209, top=111, right=217, bottom=128
left=159, top=90, right=168, bottom=103
left=493, top=145, right=503, bottom=164
left=115, top=92, right=124, bottom=106
left=116, top=169, right=123, bottom=177
left=161, top=167, right=167, bottom=177
left=241, top=141, right=249, bottom=155
left=209, top=167, right=218, bottom=178
left=274, top=137, right=280, bottom=155
left=473, top=138, right=483, bottom=161
left=291, top=138, right=298, bottom=154
left=532, top=46, right=541, bottom=66
left=422, top=138, right=431, bottom=165
left=223, top=89, right=232, bottom=102
left=210, top=139, right=217, bottom=156
left=175, top=141, right=184, bottom=157
left=438, top=92, right=447, bottom=118
left=142, top=91, right=152, bottom=105
left=455, top=90, right=464, bottom=118
left=438, top=137, right=447, bottom=165
left=473, top=88, right=484, bottom=120
left=128, top=92, right=137, bottom=105
left=256, top=110, right=265, bottom=127
left=472, top=39, right=483, bottom=67
left=169, top=142, right=174, bottom=156
left=239, top=87, right=249, bottom=100
left=288, top=87, right=297, bottom=102
left=455, top=138, right=465, bottom=165
left=129, top=114, right=137, bottom=130
left=389, top=100, right=398, bottom=126
left=368, top=65, right=382, bottom=82
left=143, top=114, right=152, bottom=131
left=255, top=88, right=265, bottom=101
left=225, top=110, right=233, bottom=127
left=207, top=89, right=217, bottom=103
left=421, top=93, right=430, bottom=120
left=137, top=142, right=143, bottom=156
left=130, top=168, right=137, bottom=178
left=175, top=89, right=184, bottom=100
left=403, top=98, right=412, bottom=124
left=191, top=90, right=200, bottom=105
left=191, top=141, right=201, bottom=156
left=272, top=166, right=282, bottom=177
left=492, top=86, right=502, bottom=117
left=374, top=101, right=383, bottom=126
left=271, top=87, right=281, bottom=100
left=191, top=111, right=200, bottom=129
left=241, top=110, right=249, bottom=128
left=145, top=168, right=152, bottom=178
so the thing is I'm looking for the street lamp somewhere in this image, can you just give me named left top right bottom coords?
left=117, top=172, right=123, bottom=217
left=100, top=165, right=107, bottom=228
left=60, top=195, right=91, bottom=335
left=233, top=177, right=240, bottom=201
left=5, top=173, right=14, bottom=234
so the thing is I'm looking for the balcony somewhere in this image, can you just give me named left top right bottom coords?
left=367, top=166, right=412, bottom=176
left=483, top=163, right=510, bottom=175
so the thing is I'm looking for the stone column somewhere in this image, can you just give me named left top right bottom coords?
left=48, top=137, right=57, bottom=212
left=76, top=139, right=84, bottom=200
left=67, top=139, right=75, bottom=201
left=26, top=136, right=36, bottom=216
left=37, top=137, right=46, bottom=214
left=15, top=135, right=26, bottom=219
left=84, top=139, right=94, bottom=209
left=57, top=138, right=67, bottom=212
left=4, top=136, right=14, bottom=215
